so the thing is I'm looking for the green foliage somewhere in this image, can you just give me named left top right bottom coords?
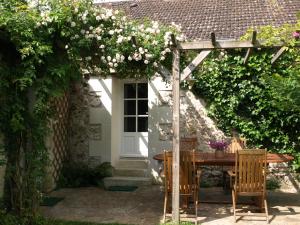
left=57, top=162, right=113, bottom=188
left=94, top=162, right=114, bottom=178
left=0, top=0, right=176, bottom=217
left=266, top=178, right=281, bottom=190
left=193, top=49, right=300, bottom=171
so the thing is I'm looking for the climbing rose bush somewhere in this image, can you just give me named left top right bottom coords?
left=31, top=0, right=184, bottom=78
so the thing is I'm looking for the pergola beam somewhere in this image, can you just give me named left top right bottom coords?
left=243, top=31, right=257, bottom=64
left=171, top=47, right=180, bottom=223
left=181, top=50, right=211, bottom=81
left=178, top=40, right=283, bottom=50
left=271, top=47, right=286, bottom=64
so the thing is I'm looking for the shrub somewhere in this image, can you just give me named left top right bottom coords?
left=57, top=162, right=113, bottom=188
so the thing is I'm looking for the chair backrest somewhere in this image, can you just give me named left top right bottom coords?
left=180, top=137, right=198, bottom=151
left=234, top=149, right=267, bottom=194
left=227, top=137, right=246, bottom=153
left=163, top=150, right=197, bottom=194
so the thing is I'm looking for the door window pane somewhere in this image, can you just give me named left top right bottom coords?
left=138, top=117, right=148, bottom=132
left=124, top=84, right=136, bottom=98
left=124, top=117, right=136, bottom=132
left=124, top=100, right=136, bottom=115
left=138, top=100, right=148, bottom=115
left=138, top=83, right=148, bottom=98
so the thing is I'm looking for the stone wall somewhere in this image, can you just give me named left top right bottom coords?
left=68, top=77, right=112, bottom=168
left=69, top=80, right=90, bottom=165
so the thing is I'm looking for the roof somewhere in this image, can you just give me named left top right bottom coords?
left=97, top=0, right=300, bottom=40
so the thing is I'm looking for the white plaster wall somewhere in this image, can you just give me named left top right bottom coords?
left=88, top=77, right=112, bottom=163
left=111, top=77, right=122, bottom=166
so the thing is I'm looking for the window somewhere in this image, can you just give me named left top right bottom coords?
left=124, top=83, right=148, bottom=132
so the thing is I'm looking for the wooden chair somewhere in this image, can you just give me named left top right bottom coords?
left=226, top=137, right=247, bottom=153
left=163, top=150, right=201, bottom=225
left=229, top=149, right=269, bottom=223
left=180, top=137, right=198, bottom=151
left=224, top=137, right=247, bottom=189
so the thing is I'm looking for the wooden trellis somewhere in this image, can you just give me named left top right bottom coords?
left=49, top=92, right=70, bottom=184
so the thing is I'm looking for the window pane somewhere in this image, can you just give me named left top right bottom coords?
left=138, top=83, right=148, bottom=98
left=124, top=100, right=136, bottom=115
left=124, top=117, right=136, bottom=132
left=138, top=100, right=148, bottom=115
left=124, top=84, right=136, bottom=98
left=138, top=117, right=148, bottom=132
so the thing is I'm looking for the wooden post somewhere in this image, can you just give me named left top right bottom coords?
left=172, top=47, right=180, bottom=223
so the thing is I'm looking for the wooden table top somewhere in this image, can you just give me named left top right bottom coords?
left=153, top=152, right=294, bottom=166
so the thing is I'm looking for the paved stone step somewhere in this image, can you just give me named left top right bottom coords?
left=103, top=176, right=152, bottom=188
left=114, top=168, right=148, bottom=177
left=117, top=159, right=149, bottom=169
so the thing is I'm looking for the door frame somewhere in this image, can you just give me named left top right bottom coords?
left=120, top=80, right=149, bottom=158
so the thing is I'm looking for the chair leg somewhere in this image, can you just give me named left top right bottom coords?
left=163, top=193, right=168, bottom=223
left=264, top=198, right=269, bottom=224
left=194, top=191, right=198, bottom=225
left=232, top=189, right=236, bottom=223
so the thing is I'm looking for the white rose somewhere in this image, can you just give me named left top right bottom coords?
left=112, top=58, right=117, bottom=63
left=97, top=36, right=102, bottom=41
left=108, top=62, right=113, bottom=67
left=120, top=55, right=125, bottom=61
left=128, top=56, right=132, bottom=61
left=81, top=29, right=85, bottom=34
left=65, top=45, right=69, bottom=49
left=109, top=68, right=116, bottom=73
left=71, top=22, right=76, bottom=27
left=74, top=8, right=79, bottom=13
left=160, top=56, right=166, bottom=61
left=153, top=62, right=158, bottom=67
left=144, top=60, right=149, bottom=64
left=89, top=26, right=93, bottom=30
left=85, top=56, right=92, bottom=61
left=108, top=30, right=114, bottom=35
left=96, top=16, right=101, bottom=21
left=100, top=45, right=105, bottom=49
left=114, top=63, right=118, bottom=68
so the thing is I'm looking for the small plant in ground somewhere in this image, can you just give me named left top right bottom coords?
left=57, top=162, right=113, bottom=188
left=266, top=178, right=281, bottom=190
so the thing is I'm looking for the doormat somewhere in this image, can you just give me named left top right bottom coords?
left=107, top=186, right=138, bottom=192
left=40, top=196, right=64, bottom=207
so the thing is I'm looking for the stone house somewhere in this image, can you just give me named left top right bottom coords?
left=68, top=0, right=300, bottom=187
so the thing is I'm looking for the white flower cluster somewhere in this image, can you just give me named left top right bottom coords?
left=40, top=1, right=182, bottom=75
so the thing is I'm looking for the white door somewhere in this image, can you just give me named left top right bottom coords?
left=121, top=82, right=148, bottom=157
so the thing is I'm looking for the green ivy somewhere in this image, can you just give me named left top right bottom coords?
left=193, top=48, right=300, bottom=171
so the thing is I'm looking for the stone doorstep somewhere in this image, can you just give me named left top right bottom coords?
left=114, top=167, right=148, bottom=177
left=103, top=176, right=152, bottom=188
left=117, top=158, right=149, bottom=169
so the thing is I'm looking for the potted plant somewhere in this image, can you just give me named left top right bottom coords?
left=208, top=140, right=229, bottom=158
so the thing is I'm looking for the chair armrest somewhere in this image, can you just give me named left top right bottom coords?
left=228, top=170, right=236, bottom=177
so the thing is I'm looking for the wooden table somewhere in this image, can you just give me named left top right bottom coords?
left=153, top=152, right=294, bottom=166
left=154, top=152, right=294, bottom=204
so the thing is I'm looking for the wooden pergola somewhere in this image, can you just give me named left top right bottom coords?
left=160, top=32, right=299, bottom=223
